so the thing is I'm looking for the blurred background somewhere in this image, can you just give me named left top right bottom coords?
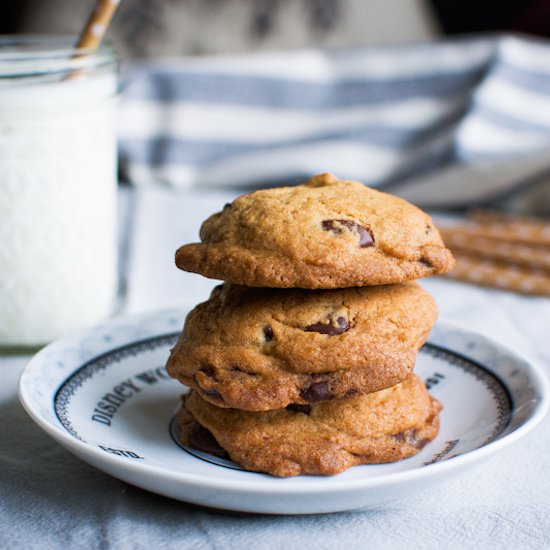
left=3, top=0, right=550, bottom=301
left=3, top=0, right=550, bottom=59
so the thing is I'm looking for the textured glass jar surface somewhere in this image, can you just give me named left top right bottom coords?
left=0, top=37, right=118, bottom=346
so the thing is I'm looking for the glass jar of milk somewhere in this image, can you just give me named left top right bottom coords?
left=0, top=36, right=118, bottom=347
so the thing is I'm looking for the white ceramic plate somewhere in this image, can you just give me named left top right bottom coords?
left=19, top=309, right=548, bottom=514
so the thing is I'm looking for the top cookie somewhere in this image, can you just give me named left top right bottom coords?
left=175, top=173, right=455, bottom=288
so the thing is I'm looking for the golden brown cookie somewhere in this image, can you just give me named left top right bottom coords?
left=177, top=374, right=442, bottom=477
left=175, top=173, right=455, bottom=288
left=166, top=281, right=437, bottom=411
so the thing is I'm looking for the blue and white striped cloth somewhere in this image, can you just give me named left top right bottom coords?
left=118, top=34, right=550, bottom=209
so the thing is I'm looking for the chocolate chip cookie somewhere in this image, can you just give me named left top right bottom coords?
left=166, top=281, right=437, bottom=411
left=176, top=374, right=442, bottom=477
left=175, top=173, right=455, bottom=288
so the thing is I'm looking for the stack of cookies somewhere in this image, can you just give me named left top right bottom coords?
left=167, top=173, right=455, bottom=477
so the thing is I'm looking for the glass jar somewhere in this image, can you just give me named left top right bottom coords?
left=0, top=36, right=119, bottom=347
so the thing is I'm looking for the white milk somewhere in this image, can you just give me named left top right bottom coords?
left=0, top=45, right=118, bottom=346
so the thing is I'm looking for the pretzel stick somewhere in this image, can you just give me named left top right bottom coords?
left=444, top=252, right=550, bottom=296
left=470, top=208, right=550, bottom=229
left=439, top=222, right=550, bottom=247
left=465, top=209, right=550, bottom=245
left=75, top=0, right=120, bottom=51
left=440, top=228, right=550, bottom=272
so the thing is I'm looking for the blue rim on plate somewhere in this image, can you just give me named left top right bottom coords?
left=18, top=309, right=549, bottom=513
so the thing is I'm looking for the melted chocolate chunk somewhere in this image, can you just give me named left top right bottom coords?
left=321, top=219, right=340, bottom=233
left=188, top=422, right=228, bottom=458
left=263, top=325, right=274, bottom=342
left=419, top=258, right=433, bottom=268
left=201, top=388, right=222, bottom=399
left=391, top=428, right=429, bottom=449
left=300, top=380, right=332, bottom=402
left=391, top=432, right=406, bottom=443
left=286, top=404, right=312, bottom=414
left=321, top=219, right=374, bottom=248
left=304, top=316, right=349, bottom=335
left=195, top=368, right=222, bottom=399
left=199, top=366, right=215, bottom=377
left=414, top=438, right=430, bottom=450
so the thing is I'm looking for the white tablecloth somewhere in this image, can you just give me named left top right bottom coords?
left=1, top=187, right=549, bottom=549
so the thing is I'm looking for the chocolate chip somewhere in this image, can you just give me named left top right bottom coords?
left=286, top=404, right=312, bottom=414
left=419, top=258, right=433, bottom=268
left=200, top=366, right=215, bottom=377
left=391, top=432, right=406, bottom=443
left=304, top=316, right=349, bottom=335
left=188, top=422, right=228, bottom=458
left=321, top=219, right=374, bottom=247
left=321, top=219, right=341, bottom=233
left=263, top=325, right=274, bottom=342
left=300, top=381, right=332, bottom=402
left=195, top=368, right=222, bottom=399
left=391, top=428, right=429, bottom=449
left=223, top=203, right=231, bottom=210
left=201, top=387, right=222, bottom=399
left=414, top=438, right=430, bottom=450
